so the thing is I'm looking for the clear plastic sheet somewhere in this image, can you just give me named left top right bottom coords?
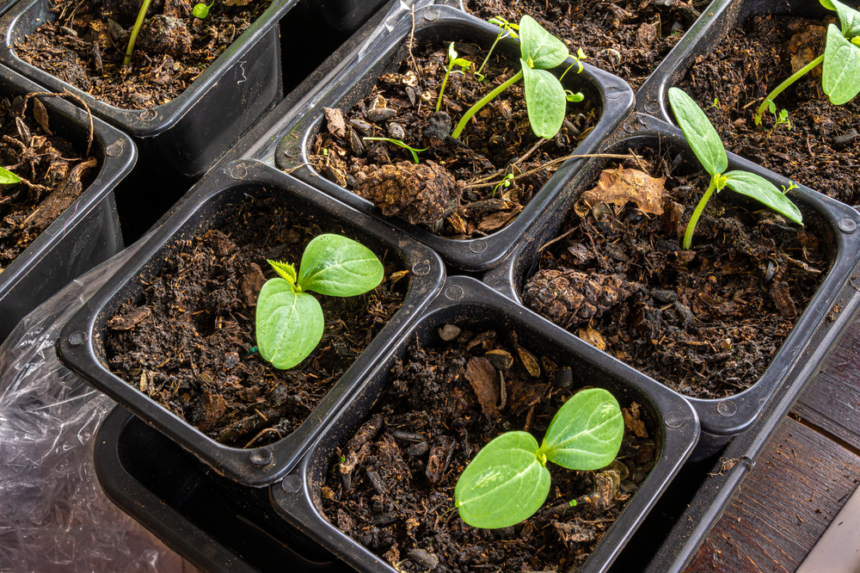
left=0, top=238, right=199, bottom=573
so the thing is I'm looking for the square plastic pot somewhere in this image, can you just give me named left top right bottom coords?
left=56, top=159, right=446, bottom=488
left=481, top=114, right=860, bottom=459
left=0, top=66, right=136, bottom=342
left=0, top=0, right=296, bottom=179
left=635, top=0, right=859, bottom=121
left=270, top=276, right=700, bottom=573
left=275, top=5, right=634, bottom=272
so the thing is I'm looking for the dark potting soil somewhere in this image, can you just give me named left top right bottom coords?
left=15, top=0, right=271, bottom=110
left=0, top=94, right=98, bottom=272
left=323, top=331, right=657, bottom=573
left=311, top=40, right=598, bottom=239
left=521, top=149, right=831, bottom=399
left=463, top=0, right=712, bottom=91
left=677, top=14, right=860, bottom=205
left=104, top=197, right=407, bottom=447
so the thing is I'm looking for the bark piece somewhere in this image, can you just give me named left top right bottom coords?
left=106, top=306, right=151, bottom=330
left=465, top=356, right=499, bottom=417
left=241, top=262, right=267, bottom=306
left=576, top=168, right=666, bottom=217
left=354, top=161, right=463, bottom=225
left=523, top=269, right=640, bottom=328
left=323, top=108, right=347, bottom=139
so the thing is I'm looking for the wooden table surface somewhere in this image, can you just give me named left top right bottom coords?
left=684, top=312, right=860, bottom=572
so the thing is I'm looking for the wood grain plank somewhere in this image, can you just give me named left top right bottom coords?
left=684, top=418, right=860, bottom=573
left=795, top=315, right=860, bottom=452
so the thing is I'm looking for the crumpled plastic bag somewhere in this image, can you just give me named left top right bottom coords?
left=0, top=238, right=199, bottom=573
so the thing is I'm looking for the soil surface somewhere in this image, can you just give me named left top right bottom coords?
left=463, top=0, right=712, bottom=91
left=311, top=39, right=598, bottom=239
left=323, top=330, right=657, bottom=573
left=105, top=197, right=407, bottom=447
left=0, top=94, right=98, bottom=272
left=16, top=0, right=271, bottom=110
left=677, top=14, right=860, bottom=205
left=521, top=148, right=830, bottom=399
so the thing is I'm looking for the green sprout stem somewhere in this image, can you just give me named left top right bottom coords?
left=682, top=177, right=718, bottom=250
left=475, top=21, right=512, bottom=80
left=124, top=0, right=152, bottom=66
left=754, top=54, right=824, bottom=124
left=363, top=137, right=427, bottom=164
left=452, top=70, right=523, bottom=139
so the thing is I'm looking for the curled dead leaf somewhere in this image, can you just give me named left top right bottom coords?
left=465, top=357, right=499, bottom=417
left=576, top=168, right=666, bottom=217
left=578, top=326, right=606, bottom=350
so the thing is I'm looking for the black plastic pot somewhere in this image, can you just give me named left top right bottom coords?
left=482, top=114, right=860, bottom=460
left=56, top=159, right=446, bottom=488
left=635, top=0, right=860, bottom=122
left=0, top=0, right=295, bottom=179
left=275, top=5, right=634, bottom=272
left=270, top=275, right=700, bottom=573
left=94, top=405, right=352, bottom=573
left=0, top=66, right=136, bottom=342
left=308, top=0, right=392, bottom=32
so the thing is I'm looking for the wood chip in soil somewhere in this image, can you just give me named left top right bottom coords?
left=324, top=331, right=658, bottom=573
left=105, top=197, right=407, bottom=447
left=310, top=39, right=598, bottom=239
left=0, top=95, right=98, bottom=273
left=522, top=148, right=832, bottom=399
left=676, top=14, right=860, bottom=205
left=15, top=0, right=271, bottom=110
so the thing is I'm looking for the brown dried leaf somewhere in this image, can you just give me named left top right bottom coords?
left=323, top=107, right=347, bottom=139
left=465, top=357, right=499, bottom=417
left=578, top=326, right=606, bottom=350
left=622, top=403, right=648, bottom=438
left=478, top=203, right=523, bottom=232
left=577, top=168, right=666, bottom=216
left=33, top=98, right=52, bottom=135
left=448, top=212, right=468, bottom=235
left=241, top=263, right=266, bottom=306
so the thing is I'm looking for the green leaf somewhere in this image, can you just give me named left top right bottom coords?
left=256, top=282, right=324, bottom=369
left=522, top=61, right=567, bottom=139
left=451, top=58, right=472, bottom=72
left=0, top=167, right=21, bottom=185
left=192, top=2, right=210, bottom=18
left=820, top=0, right=860, bottom=37
left=823, top=24, right=860, bottom=105
left=297, top=234, right=384, bottom=297
left=268, top=260, right=297, bottom=286
left=539, top=388, right=624, bottom=471
left=455, top=432, right=550, bottom=529
left=518, top=15, right=568, bottom=69
left=723, top=171, right=804, bottom=226
left=668, top=87, right=728, bottom=177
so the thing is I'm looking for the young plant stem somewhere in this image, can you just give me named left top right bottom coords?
left=436, top=71, right=450, bottom=113
left=124, top=0, right=152, bottom=65
left=755, top=54, right=824, bottom=122
left=475, top=28, right=504, bottom=79
left=683, top=177, right=718, bottom=250
left=452, top=70, right=523, bottom=139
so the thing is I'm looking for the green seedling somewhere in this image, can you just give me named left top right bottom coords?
left=669, top=87, right=803, bottom=251
left=782, top=182, right=799, bottom=194
left=256, top=234, right=384, bottom=369
left=454, top=388, right=624, bottom=529
left=492, top=173, right=514, bottom=197
left=0, top=167, right=21, bottom=185
left=764, top=101, right=791, bottom=140
left=711, top=98, right=720, bottom=109
left=452, top=15, right=586, bottom=140
left=437, top=43, right=474, bottom=113
left=560, top=48, right=587, bottom=103
left=193, top=0, right=214, bottom=18
left=754, top=0, right=860, bottom=126
left=124, top=0, right=152, bottom=66
left=475, top=16, right=520, bottom=81
left=362, top=137, right=427, bottom=164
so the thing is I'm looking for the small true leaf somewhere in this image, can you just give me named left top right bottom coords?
left=455, top=432, right=550, bottom=529
left=256, top=282, right=324, bottom=369
left=192, top=2, right=210, bottom=18
left=723, top=171, right=804, bottom=226
left=518, top=15, right=569, bottom=69
left=823, top=24, right=860, bottom=105
left=0, top=167, right=21, bottom=185
left=668, top=87, right=728, bottom=177
left=539, top=388, right=624, bottom=471
left=268, top=259, right=297, bottom=285
left=297, top=234, right=384, bottom=297
left=522, top=61, right=566, bottom=139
